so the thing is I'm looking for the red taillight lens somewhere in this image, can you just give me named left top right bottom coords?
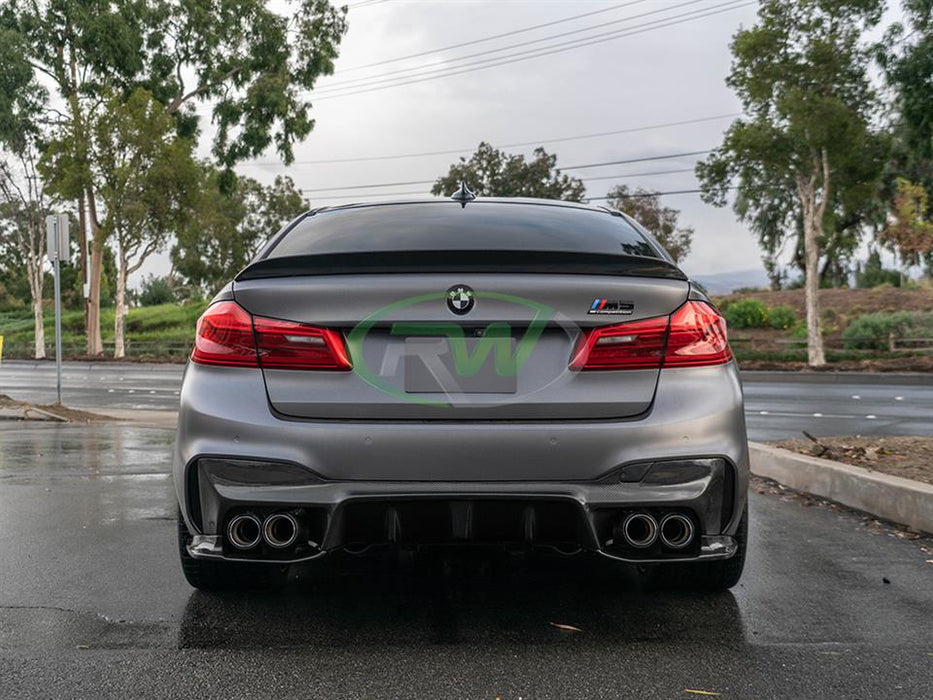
left=664, top=300, right=732, bottom=367
left=191, top=301, right=259, bottom=367
left=569, top=316, right=669, bottom=371
left=191, top=301, right=352, bottom=371
left=253, top=316, right=352, bottom=371
left=569, top=301, right=731, bottom=371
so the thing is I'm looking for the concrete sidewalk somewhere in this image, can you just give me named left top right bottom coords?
left=750, top=441, right=933, bottom=535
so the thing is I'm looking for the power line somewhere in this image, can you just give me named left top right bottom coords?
left=346, top=0, right=393, bottom=9
left=321, top=0, right=696, bottom=90
left=301, top=178, right=434, bottom=193
left=302, top=167, right=701, bottom=202
left=315, top=0, right=739, bottom=96
left=338, top=0, right=649, bottom=72
left=246, top=113, right=736, bottom=167
left=300, top=186, right=732, bottom=206
left=586, top=187, right=735, bottom=200
left=312, top=0, right=756, bottom=100
left=581, top=167, right=697, bottom=183
left=305, top=189, right=433, bottom=201
left=296, top=149, right=711, bottom=194
left=564, top=150, right=712, bottom=170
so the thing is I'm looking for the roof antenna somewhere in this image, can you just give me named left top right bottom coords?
left=449, top=181, right=476, bottom=208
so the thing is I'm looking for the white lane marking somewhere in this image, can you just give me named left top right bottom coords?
left=107, top=389, right=114, bottom=393
left=851, top=395, right=860, bottom=400
left=895, top=396, right=904, bottom=401
left=745, top=410, right=859, bottom=419
left=759, top=410, right=769, bottom=415
left=813, top=413, right=823, bottom=417
left=128, top=390, right=135, bottom=394
left=866, top=415, right=877, bottom=419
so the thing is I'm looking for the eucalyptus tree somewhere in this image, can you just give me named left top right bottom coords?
left=881, top=0, right=933, bottom=200
left=882, top=178, right=933, bottom=273
left=92, top=89, right=199, bottom=358
left=880, top=0, right=933, bottom=274
left=605, top=185, right=693, bottom=263
left=697, top=0, right=888, bottom=366
left=433, top=143, right=586, bottom=201
left=0, top=26, right=50, bottom=358
left=171, top=172, right=308, bottom=296
left=1, top=0, right=347, bottom=354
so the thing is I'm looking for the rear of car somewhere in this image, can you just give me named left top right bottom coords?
left=173, top=198, right=749, bottom=590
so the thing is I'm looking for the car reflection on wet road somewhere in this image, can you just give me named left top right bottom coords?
left=0, top=423, right=931, bottom=699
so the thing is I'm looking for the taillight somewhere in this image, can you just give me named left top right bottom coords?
left=191, top=301, right=259, bottom=367
left=253, top=316, right=352, bottom=371
left=569, top=316, right=669, bottom=371
left=664, top=300, right=732, bottom=367
left=191, top=301, right=351, bottom=371
left=569, top=301, right=731, bottom=371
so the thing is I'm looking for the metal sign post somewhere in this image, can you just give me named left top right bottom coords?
left=46, top=214, right=69, bottom=406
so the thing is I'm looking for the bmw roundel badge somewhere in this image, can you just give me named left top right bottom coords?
left=446, top=285, right=475, bottom=315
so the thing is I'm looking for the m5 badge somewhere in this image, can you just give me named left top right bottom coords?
left=588, top=299, right=635, bottom=315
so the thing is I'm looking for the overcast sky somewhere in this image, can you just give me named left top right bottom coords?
left=141, top=0, right=898, bottom=286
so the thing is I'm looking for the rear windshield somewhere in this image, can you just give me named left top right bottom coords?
left=266, top=201, right=662, bottom=260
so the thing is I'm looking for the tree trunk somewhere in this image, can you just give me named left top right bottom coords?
left=31, top=284, right=45, bottom=360
left=86, top=189, right=104, bottom=356
left=77, top=192, right=89, bottom=350
left=87, top=243, right=103, bottom=356
left=26, top=228, right=45, bottom=360
left=802, top=205, right=826, bottom=367
left=114, top=248, right=127, bottom=359
left=796, top=150, right=830, bottom=368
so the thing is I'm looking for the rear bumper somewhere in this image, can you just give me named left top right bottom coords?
left=174, top=361, right=749, bottom=561
left=182, top=457, right=740, bottom=564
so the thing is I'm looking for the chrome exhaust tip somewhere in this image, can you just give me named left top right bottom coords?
left=659, top=513, right=695, bottom=550
left=621, top=512, right=659, bottom=549
left=227, top=513, right=263, bottom=550
left=262, top=512, right=300, bottom=549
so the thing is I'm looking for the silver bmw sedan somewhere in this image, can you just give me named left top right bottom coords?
left=173, top=195, right=749, bottom=591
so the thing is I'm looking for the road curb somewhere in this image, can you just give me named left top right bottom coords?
left=749, top=441, right=933, bottom=535
left=741, top=370, right=933, bottom=386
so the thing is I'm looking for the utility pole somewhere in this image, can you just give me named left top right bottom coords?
left=46, top=214, right=70, bottom=406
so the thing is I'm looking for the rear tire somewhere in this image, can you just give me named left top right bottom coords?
left=646, top=506, right=747, bottom=591
left=177, top=512, right=290, bottom=591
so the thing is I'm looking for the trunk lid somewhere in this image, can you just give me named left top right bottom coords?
left=233, top=273, right=689, bottom=420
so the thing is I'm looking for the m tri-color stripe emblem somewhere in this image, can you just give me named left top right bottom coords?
left=588, top=298, right=635, bottom=315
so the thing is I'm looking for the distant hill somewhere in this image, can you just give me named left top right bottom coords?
left=691, top=268, right=771, bottom=295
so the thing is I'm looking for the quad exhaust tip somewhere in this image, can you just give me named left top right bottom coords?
left=263, top=512, right=300, bottom=549
left=659, top=513, right=695, bottom=550
left=621, top=512, right=659, bottom=549
left=227, top=513, right=263, bottom=550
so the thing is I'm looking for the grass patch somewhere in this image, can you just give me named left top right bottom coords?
left=733, top=348, right=920, bottom=363
left=0, top=301, right=209, bottom=358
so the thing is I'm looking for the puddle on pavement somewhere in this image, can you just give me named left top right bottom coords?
left=0, top=424, right=173, bottom=478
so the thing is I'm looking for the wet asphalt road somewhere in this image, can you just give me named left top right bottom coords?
left=0, top=423, right=931, bottom=699
left=2, top=361, right=932, bottom=441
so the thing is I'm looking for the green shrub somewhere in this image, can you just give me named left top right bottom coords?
left=789, top=320, right=808, bottom=339
left=768, top=305, right=797, bottom=330
left=856, top=250, right=901, bottom=288
left=723, top=299, right=769, bottom=328
left=136, top=275, right=177, bottom=306
left=842, top=311, right=933, bottom=349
